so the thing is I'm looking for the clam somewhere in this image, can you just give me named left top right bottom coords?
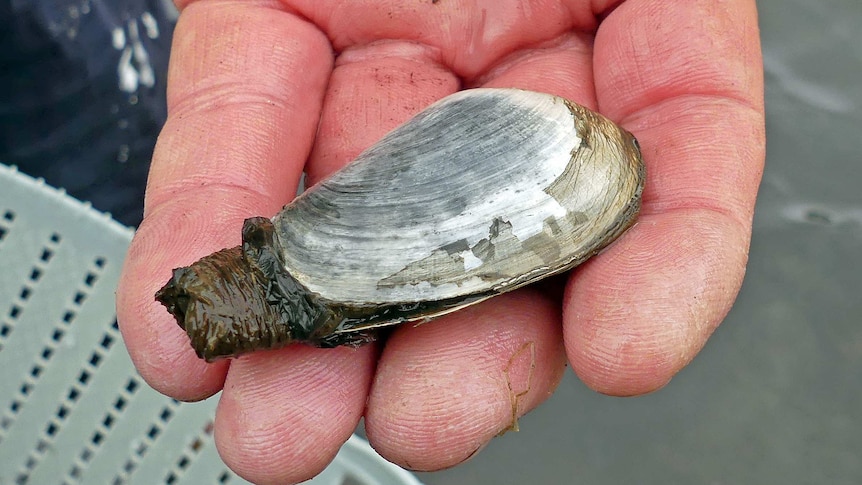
left=155, top=88, right=645, bottom=361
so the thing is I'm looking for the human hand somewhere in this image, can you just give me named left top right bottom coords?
left=116, top=1, right=764, bottom=483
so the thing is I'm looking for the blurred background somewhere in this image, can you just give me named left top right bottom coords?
left=1, top=0, right=175, bottom=226
left=2, top=0, right=859, bottom=483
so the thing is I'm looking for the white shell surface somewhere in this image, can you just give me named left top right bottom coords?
left=272, top=88, right=643, bottom=306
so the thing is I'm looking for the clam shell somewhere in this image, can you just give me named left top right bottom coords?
left=155, top=88, right=645, bottom=361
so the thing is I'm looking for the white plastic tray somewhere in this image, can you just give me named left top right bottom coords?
left=0, top=164, right=421, bottom=485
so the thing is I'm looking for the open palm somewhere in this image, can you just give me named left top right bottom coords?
left=117, top=1, right=764, bottom=483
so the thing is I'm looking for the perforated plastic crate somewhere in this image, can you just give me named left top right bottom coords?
left=0, top=163, right=421, bottom=485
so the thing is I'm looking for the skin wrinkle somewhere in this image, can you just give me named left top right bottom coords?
left=620, top=96, right=765, bottom=230
left=594, top=1, right=762, bottom=121
left=148, top=175, right=294, bottom=217
left=614, top=83, right=766, bottom=127
left=335, top=40, right=446, bottom=68
left=231, top=350, right=362, bottom=404
left=471, top=31, right=595, bottom=92
left=168, top=82, right=293, bottom=121
left=144, top=182, right=287, bottom=233
left=589, top=0, right=626, bottom=19
left=176, top=0, right=290, bottom=14
left=282, top=0, right=593, bottom=80
left=330, top=34, right=597, bottom=94
left=148, top=111, right=290, bottom=194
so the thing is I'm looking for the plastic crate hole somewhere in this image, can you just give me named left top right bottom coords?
left=67, top=387, right=81, bottom=402
left=103, top=414, right=115, bottom=428
left=81, top=447, right=94, bottom=462
left=123, top=459, right=137, bottom=473
left=91, top=431, right=104, bottom=446
left=73, top=291, right=87, bottom=305
left=3, top=210, right=14, bottom=221
left=39, top=248, right=54, bottom=262
left=177, top=455, right=190, bottom=469
left=95, top=256, right=106, bottom=268
left=20, top=382, right=32, bottom=396
left=165, top=472, right=177, bottom=485
left=190, top=437, right=203, bottom=453
left=30, top=365, right=42, bottom=378
left=1, top=323, right=11, bottom=337
left=57, top=405, right=69, bottom=419
left=77, top=370, right=91, bottom=385
left=50, top=233, right=61, bottom=243
left=100, top=333, right=115, bottom=349
left=16, top=472, right=30, bottom=484
left=62, top=311, right=76, bottom=323
left=89, top=352, right=103, bottom=367
left=29, top=268, right=42, bottom=281
left=19, top=287, right=31, bottom=300
left=69, top=465, right=82, bottom=479
left=341, top=475, right=367, bottom=485
left=135, top=442, right=147, bottom=456
left=113, top=397, right=127, bottom=411
left=46, top=422, right=58, bottom=437
left=159, top=407, right=173, bottom=422
left=10, top=400, right=22, bottom=413
left=146, top=425, right=161, bottom=440
left=0, top=227, right=6, bottom=240
left=41, top=346, right=54, bottom=360
left=218, top=471, right=231, bottom=483
left=35, top=439, right=50, bottom=453
left=124, top=378, right=139, bottom=394
left=84, top=272, right=98, bottom=287
left=51, top=328, right=65, bottom=342
left=9, top=305, right=21, bottom=319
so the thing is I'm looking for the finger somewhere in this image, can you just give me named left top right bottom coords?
left=213, top=345, right=376, bottom=485
left=116, top=1, right=332, bottom=399
left=564, top=0, right=765, bottom=395
left=366, top=290, right=567, bottom=471
left=352, top=35, right=595, bottom=470
left=283, top=0, right=610, bottom=80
